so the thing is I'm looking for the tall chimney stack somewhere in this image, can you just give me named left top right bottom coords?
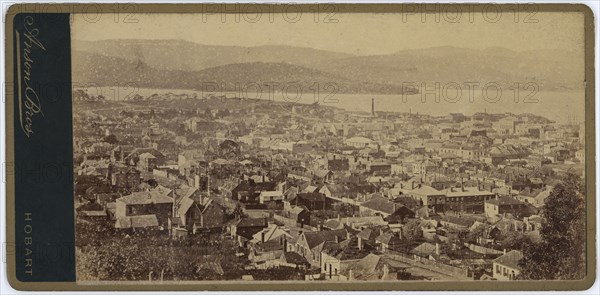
left=371, top=98, right=375, bottom=117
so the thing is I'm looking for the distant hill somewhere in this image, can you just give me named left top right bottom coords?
left=72, top=39, right=353, bottom=71
left=72, top=51, right=407, bottom=94
left=313, top=46, right=584, bottom=90
left=72, top=39, right=584, bottom=94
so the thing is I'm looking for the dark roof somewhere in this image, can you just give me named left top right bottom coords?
left=233, top=181, right=277, bottom=193
left=322, top=237, right=369, bottom=261
left=348, top=183, right=376, bottom=194
left=328, top=159, right=349, bottom=171
left=393, top=196, right=420, bottom=210
left=77, top=202, right=104, bottom=212
left=376, top=232, right=401, bottom=245
left=281, top=252, right=310, bottom=265
left=297, top=193, right=325, bottom=202
left=485, top=196, right=524, bottom=206
left=302, top=229, right=348, bottom=249
left=360, top=196, right=401, bottom=215
left=356, top=228, right=381, bottom=241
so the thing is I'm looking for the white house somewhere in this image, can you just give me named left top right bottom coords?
left=493, top=250, right=523, bottom=280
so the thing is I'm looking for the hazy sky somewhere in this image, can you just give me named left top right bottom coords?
left=72, top=10, right=585, bottom=55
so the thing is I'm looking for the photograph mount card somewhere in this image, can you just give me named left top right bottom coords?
left=3, top=3, right=597, bottom=291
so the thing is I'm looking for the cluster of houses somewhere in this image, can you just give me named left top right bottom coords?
left=74, top=96, right=583, bottom=281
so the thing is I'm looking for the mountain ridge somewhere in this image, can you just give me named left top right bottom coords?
left=72, top=39, right=584, bottom=92
left=72, top=50, right=409, bottom=94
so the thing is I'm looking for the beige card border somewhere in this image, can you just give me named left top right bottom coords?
left=4, top=3, right=597, bottom=291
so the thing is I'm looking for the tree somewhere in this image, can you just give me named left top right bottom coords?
left=397, top=270, right=414, bottom=280
left=519, top=173, right=585, bottom=280
left=146, top=179, right=159, bottom=188
left=337, top=203, right=355, bottom=217
left=499, top=231, right=532, bottom=251
left=466, top=224, right=488, bottom=244
left=73, top=89, right=90, bottom=101
left=217, top=109, right=231, bottom=118
left=455, top=229, right=470, bottom=245
left=77, top=236, right=209, bottom=281
left=228, top=204, right=247, bottom=221
left=402, top=219, right=422, bottom=242
left=103, top=134, right=118, bottom=145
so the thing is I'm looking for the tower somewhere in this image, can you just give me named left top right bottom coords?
left=371, top=98, right=375, bottom=117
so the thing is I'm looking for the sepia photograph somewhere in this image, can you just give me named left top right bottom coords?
left=68, top=6, right=588, bottom=284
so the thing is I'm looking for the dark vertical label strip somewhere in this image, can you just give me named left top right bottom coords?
left=13, top=13, right=75, bottom=282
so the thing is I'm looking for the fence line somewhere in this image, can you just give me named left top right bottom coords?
left=387, top=251, right=471, bottom=280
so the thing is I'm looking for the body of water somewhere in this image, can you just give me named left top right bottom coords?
left=77, top=86, right=585, bottom=124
